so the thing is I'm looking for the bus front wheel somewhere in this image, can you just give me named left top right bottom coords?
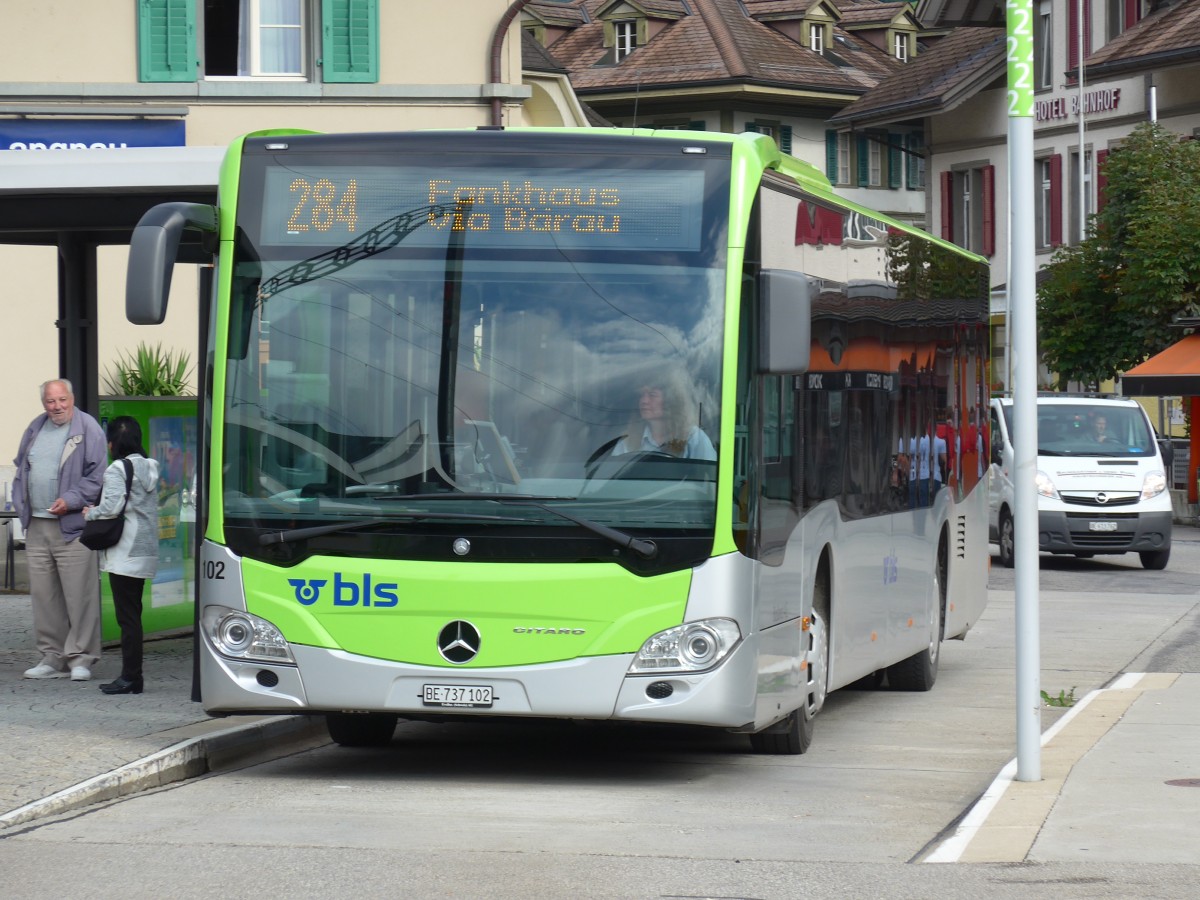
left=326, top=712, right=398, bottom=747
left=749, top=608, right=827, bottom=755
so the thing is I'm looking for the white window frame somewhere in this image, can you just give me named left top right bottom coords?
left=614, top=20, right=637, bottom=61
left=203, top=0, right=308, bottom=80
left=894, top=33, right=908, bottom=62
left=1034, top=1, right=1053, bottom=90
left=809, top=23, right=824, bottom=55
left=254, top=0, right=305, bottom=77
left=1035, top=157, right=1054, bottom=250
left=837, top=133, right=851, bottom=186
left=868, top=139, right=882, bottom=187
left=1070, top=148, right=1094, bottom=244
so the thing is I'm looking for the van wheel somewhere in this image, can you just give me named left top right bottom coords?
left=998, top=512, right=1015, bottom=568
left=1139, top=548, right=1170, bottom=570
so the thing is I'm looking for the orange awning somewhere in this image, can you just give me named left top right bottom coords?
left=1121, top=334, right=1200, bottom=396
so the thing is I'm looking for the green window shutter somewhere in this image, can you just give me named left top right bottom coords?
left=137, top=0, right=197, bottom=83
left=780, top=125, right=793, bottom=155
left=322, top=0, right=379, bottom=83
left=825, top=131, right=839, bottom=181
left=888, top=134, right=902, bottom=189
left=857, top=135, right=869, bottom=186
left=906, top=134, right=923, bottom=190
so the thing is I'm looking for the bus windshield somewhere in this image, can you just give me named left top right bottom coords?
left=219, top=138, right=729, bottom=565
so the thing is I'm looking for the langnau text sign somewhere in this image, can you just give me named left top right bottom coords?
left=0, top=118, right=185, bottom=150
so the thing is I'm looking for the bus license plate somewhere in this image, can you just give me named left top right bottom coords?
left=1089, top=521, right=1118, bottom=532
left=422, top=684, right=493, bottom=708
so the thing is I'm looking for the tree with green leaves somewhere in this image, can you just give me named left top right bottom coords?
left=1037, top=122, right=1200, bottom=388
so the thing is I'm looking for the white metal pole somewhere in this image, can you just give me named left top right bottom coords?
left=1008, top=0, right=1042, bottom=782
left=1077, top=0, right=1087, bottom=243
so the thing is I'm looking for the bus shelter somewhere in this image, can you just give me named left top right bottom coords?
left=1122, top=332, right=1200, bottom=507
left=0, top=145, right=219, bottom=634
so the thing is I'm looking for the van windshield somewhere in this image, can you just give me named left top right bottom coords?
left=1002, top=403, right=1157, bottom=458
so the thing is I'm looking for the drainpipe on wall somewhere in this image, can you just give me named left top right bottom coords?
left=489, top=1, right=534, bottom=127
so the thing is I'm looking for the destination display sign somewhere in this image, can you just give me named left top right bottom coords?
left=258, top=164, right=705, bottom=252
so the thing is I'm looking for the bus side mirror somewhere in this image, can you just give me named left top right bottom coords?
left=758, top=269, right=812, bottom=374
left=127, top=202, right=218, bottom=325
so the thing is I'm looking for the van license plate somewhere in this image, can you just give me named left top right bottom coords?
left=1089, top=521, right=1118, bottom=532
left=422, top=684, right=493, bottom=708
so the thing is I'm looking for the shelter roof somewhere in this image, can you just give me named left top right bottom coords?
left=1122, top=334, right=1200, bottom=397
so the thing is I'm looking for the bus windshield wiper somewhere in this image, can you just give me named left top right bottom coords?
left=374, top=492, right=658, bottom=559
left=258, top=509, right=529, bottom=546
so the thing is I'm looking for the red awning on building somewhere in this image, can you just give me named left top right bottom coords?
left=1121, top=334, right=1200, bottom=396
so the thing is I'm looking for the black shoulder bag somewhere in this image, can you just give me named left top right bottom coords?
left=80, top=459, right=134, bottom=551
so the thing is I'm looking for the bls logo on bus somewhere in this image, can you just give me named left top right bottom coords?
left=287, top=572, right=399, bottom=608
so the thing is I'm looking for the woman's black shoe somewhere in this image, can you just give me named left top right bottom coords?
left=99, top=677, right=143, bottom=695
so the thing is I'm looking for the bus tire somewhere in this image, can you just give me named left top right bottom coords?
left=887, top=539, right=945, bottom=692
left=326, top=712, right=398, bottom=747
left=748, top=586, right=829, bottom=755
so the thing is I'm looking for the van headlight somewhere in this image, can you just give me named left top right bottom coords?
left=1141, top=471, right=1167, bottom=499
left=202, top=605, right=295, bottom=664
left=629, top=618, right=741, bottom=673
left=1035, top=470, right=1059, bottom=500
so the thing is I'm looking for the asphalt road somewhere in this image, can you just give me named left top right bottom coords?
left=1, top=535, right=1197, bottom=898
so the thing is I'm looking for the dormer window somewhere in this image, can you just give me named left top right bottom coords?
left=809, top=23, right=825, bottom=54
left=614, top=20, right=637, bottom=61
left=894, top=32, right=909, bottom=62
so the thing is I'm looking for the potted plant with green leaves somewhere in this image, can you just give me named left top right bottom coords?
left=103, top=342, right=193, bottom=397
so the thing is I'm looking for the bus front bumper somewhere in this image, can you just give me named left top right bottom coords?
left=199, top=638, right=760, bottom=730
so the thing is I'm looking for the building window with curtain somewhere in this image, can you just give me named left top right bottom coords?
left=1034, top=0, right=1053, bottom=90
left=941, top=164, right=995, bottom=256
left=205, top=0, right=306, bottom=78
left=1036, top=155, right=1063, bottom=250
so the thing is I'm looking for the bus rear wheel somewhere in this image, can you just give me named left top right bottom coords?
left=326, top=712, right=398, bottom=747
left=887, top=541, right=945, bottom=692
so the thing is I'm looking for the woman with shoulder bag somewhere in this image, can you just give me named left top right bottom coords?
left=82, top=416, right=159, bottom=695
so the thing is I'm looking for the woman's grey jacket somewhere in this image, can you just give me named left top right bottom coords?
left=84, top=453, right=160, bottom=579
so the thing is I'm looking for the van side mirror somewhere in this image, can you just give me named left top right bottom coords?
left=758, top=269, right=812, bottom=374
left=1157, top=437, right=1174, bottom=470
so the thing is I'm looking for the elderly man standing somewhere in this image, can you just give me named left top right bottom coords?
left=13, top=379, right=108, bottom=681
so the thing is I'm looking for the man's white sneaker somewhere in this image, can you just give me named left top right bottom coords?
left=24, top=663, right=68, bottom=679
left=70, top=666, right=91, bottom=682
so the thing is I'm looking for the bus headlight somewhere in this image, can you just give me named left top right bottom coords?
left=1141, top=471, right=1167, bottom=499
left=202, top=605, right=295, bottom=664
left=629, top=618, right=741, bottom=674
left=1035, top=470, right=1059, bottom=500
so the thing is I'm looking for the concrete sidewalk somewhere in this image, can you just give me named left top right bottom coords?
left=0, top=591, right=326, bottom=830
left=924, top=671, right=1200, bottom=864
left=2, top=587, right=1198, bottom=865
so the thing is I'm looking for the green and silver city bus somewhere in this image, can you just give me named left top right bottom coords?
left=126, top=128, right=990, bottom=752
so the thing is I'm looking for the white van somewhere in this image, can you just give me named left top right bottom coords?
left=988, top=395, right=1174, bottom=570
